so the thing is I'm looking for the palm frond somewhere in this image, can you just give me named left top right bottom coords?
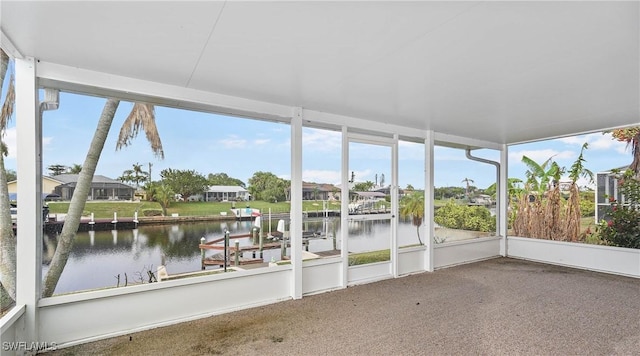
left=116, top=102, right=164, bottom=159
left=568, top=142, right=593, bottom=184
left=0, top=75, right=15, bottom=132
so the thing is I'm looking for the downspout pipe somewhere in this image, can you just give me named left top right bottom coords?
left=465, top=149, right=500, bottom=236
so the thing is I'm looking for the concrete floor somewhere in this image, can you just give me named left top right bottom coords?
left=44, top=258, right=640, bottom=355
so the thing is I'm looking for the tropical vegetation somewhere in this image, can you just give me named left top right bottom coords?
left=0, top=49, right=16, bottom=311
left=41, top=101, right=165, bottom=297
left=512, top=143, right=592, bottom=242
left=399, top=192, right=424, bottom=245
left=596, top=169, right=640, bottom=248
left=435, top=200, right=495, bottom=233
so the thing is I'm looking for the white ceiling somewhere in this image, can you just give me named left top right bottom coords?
left=1, top=1, right=638, bottom=145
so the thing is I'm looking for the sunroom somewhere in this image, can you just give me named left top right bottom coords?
left=1, top=1, right=638, bottom=354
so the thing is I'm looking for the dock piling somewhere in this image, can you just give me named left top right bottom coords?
left=234, top=239, right=240, bottom=266
left=200, top=236, right=206, bottom=270
left=224, top=230, right=229, bottom=272
left=259, top=227, right=264, bottom=258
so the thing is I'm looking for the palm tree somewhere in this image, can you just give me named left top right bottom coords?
left=609, top=127, right=640, bottom=178
left=461, top=178, right=474, bottom=199
left=155, top=183, right=174, bottom=216
left=42, top=101, right=164, bottom=297
left=0, top=49, right=17, bottom=311
left=68, top=163, right=82, bottom=174
left=399, top=192, right=424, bottom=245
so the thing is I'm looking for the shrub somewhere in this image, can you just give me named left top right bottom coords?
left=142, top=209, right=163, bottom=217
left=597, top=170, right=640, bottom=249
left=434, top=200, right=495, bottom=232
left=579, top=191, right=595, bottom=217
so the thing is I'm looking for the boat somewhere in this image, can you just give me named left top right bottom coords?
left=230, top=207, right=261, bottom=219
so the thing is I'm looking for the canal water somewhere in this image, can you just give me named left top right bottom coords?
left=42, top=218, right=423, bottom=295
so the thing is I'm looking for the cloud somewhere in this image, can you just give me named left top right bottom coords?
left=509, top=149, right=575, bottom=164
left=302, top=169, right=342, bottom=184
left=350, top=169, right=373, bottom=182
left=303, top=128, right=341, bottom=152
left=3, top=128, right=52, bottom=159
left=558, top=132, right=627, bottom=153
left=218, top=135, right=247, bottom=149
left=434, top=146, right=473, bottom=161
left=254, top=139, right=270, bottom=145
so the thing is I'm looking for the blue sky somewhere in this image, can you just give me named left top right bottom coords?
left=2, top=91, right=633, bottom=191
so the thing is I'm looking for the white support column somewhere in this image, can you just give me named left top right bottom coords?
left=499, top=144, right=509, bottom=256
left=391, top=135, right=399, bottom=277
left=340, top=126, right=349, bottom=287
left=424, top=131, right=435, bottom=272
left=15, top=57, right=42, bottom=346
left=290, top=108, right=303, bottom=299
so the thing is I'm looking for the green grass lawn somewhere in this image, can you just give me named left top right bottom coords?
left=348, top=249, right=390, bottom=266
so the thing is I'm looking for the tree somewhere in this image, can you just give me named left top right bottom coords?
left=405, top=184, right=415, bottom=191
left=521, top=155, right=563, bottom=195
left=435, top=200, right=495, bottom=232
left=0, top=48, right=16, bottom=311
left=42, top=101, right=164, bottom=297
left=513, top=145, right=592, bottom=242
left=207, top=172, right=245, bottom=188
left=485, top=178, right=524, bottom=201
left=399, top=192, right=424, bottom=245
left=461, top=178, right=474, bottom=199
left=353, top=181, right=374, bottom=192
left=47, top=164, right=67, bottom=176
left=154, top=183, right=175, bottom=216
left=160, top=168, right=208, bottom=201
left=434, top=186, right=465, bottom=200
left=609, top=127, right=640, bottom=178
left=131, top=163, right=148, bottom=188
left=119, top=163, right=149, bottom=188
left=247, top=171, right=286, bottom=202
left=564, top=143, right=593, bottom=241
left=68, top=163, right=82, bottom=174
left=283, top=179, right=291, bottom=201
left=5, top=169, right=15, bottom=182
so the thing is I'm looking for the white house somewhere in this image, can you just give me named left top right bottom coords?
left=205, top=185, right=250, bottom=202
left=595, top=166, right=629, bottom=223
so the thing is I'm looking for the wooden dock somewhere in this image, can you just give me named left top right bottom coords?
left=203, top=253, right=265, bottom=266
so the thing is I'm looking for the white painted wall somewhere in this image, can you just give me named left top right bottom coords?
left=38, top=268, right=292, bottom=348
left=0, top=305, right=26, bottom=355
left=434, top=237, right=501, bottom=269
left=398, top=247, right=426, bottom=275
left=507, top=237, right=640, bottom=278
left=302, top=258, right=343, bottom=295
left=347, top=262, right=392, bottom=286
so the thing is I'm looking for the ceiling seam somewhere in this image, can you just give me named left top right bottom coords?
left=185, top=1, right=227, bottom=88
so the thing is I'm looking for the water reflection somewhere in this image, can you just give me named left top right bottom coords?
left=43, top=218, right=423, bottom=295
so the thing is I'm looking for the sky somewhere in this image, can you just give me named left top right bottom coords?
left=2, top=90, right=634, bottom=192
